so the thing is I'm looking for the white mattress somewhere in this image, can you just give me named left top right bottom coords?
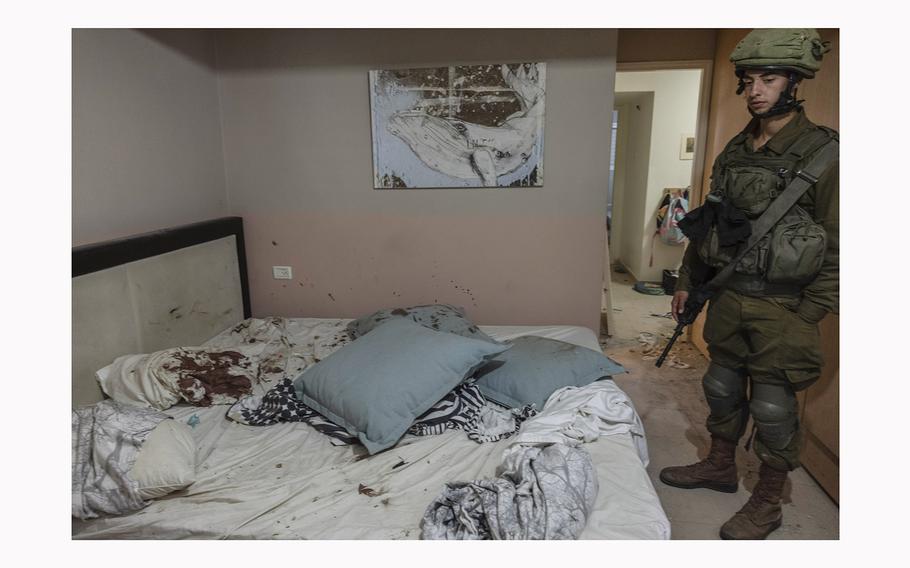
left=72, top=321, right=670, bottom=540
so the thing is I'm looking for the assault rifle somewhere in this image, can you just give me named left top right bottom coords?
left=655, top=285, right=712, bottom=368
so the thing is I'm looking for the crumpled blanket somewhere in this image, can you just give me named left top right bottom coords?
left=507, top=380, right=649, bottom=466
left=420, top=380, right=649, bottom=540
left=421, top=443, right=597, bottom=540
left=72, top=400, right=169, bottom=519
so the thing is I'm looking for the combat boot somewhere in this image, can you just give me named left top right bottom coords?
left=659, top=436, right=738, bottom=493
left=719, top=463, right=788, bottom=540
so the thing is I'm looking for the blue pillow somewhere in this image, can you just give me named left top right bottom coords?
left=473, top=336, right=626, bottom=411
left=294, top=318, right=510, bottom=454
left=346, top=304, right=499, bottom=344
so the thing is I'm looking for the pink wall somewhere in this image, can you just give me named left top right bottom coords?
left=216, top=30, right=618, bottom=331
left=245, top=212, right=606, bottom=327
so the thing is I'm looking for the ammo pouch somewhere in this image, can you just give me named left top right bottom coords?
left=697, top=204, right=825, bottom=284
left=765, top=205, right=826, bottom=283
left=722, top=165, right=783, bottom=218
left=696, top=124, right=836, bottom=284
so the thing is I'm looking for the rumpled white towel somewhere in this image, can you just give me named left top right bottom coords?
left=504, top=380, right=649, bottom=466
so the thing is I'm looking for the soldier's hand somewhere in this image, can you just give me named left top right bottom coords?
left=671, top=291, right=689, bottom=323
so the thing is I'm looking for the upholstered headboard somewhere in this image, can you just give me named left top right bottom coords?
left=72, top=217, right=251, bottom=408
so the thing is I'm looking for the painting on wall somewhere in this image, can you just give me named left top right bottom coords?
left=369, top=62, right=546, bottom=189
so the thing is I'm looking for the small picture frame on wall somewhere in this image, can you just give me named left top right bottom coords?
left=679, top=134, right=695, bottom=160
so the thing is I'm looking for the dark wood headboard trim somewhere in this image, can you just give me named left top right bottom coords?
left=72, top=217, right=251, bottom=319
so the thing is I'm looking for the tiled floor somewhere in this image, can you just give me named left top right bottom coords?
left=600, top=268, right=839, bottom=539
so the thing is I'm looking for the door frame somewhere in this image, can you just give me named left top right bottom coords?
left=601, top=59, right=713, bottom=338
left=616, top=59, right=714, bottom=206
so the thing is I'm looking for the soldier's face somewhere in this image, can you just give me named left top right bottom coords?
left=741, top=71, right=790, bottom=114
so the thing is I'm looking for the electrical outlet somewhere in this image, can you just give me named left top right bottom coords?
left=272, top=266, right=293, bottom=280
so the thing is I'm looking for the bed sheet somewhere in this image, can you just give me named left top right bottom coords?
left=72, top=319, right=669, bottom=540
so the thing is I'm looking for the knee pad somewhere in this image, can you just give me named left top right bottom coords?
left=749, top=389, right=798, bottom=451
left=702, top=363, right=747, bottom=417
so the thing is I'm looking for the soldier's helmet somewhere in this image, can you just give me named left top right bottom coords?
left=730, top=28, right=830, bottom=79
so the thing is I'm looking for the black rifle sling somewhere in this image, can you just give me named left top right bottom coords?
left=704, top=138, right=838, bottom=293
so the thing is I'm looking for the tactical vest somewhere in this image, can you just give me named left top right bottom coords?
left=697, top=124, right=838, bottom=296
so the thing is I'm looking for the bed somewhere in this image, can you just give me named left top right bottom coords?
left=72, top=217, right=670, bottom=540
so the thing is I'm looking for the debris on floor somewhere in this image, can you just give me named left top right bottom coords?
left=637, top=331, right=658, bottom=348
left=633, top=281, right=666, bottom=295
left=650, top=312, right=673, bottom=319
left=635, top=332, right=692, bottom=368
left=664, top=357, right=692, bottom=369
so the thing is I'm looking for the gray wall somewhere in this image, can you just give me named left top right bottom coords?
left=72, top=29, right=228, bottom=245
left=215, top=29, right=618, bottom=331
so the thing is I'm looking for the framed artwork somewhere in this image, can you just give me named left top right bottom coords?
left=369, top=62, right=546, bottom=189
left=679, top=134, right=695, bottom=160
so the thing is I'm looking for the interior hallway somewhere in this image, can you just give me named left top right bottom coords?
left=600, top=268, right=839, bottom=539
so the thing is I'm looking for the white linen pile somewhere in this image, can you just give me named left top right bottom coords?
left=72, top=400, right=169, bottom=519
left=421, top=443, right=597, bottom=539
left=420, top=379, right=648, bottom=539
left=506, top=381, right=650, bottom=466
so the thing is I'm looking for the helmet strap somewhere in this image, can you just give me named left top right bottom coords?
left=747, top=72, right=804, bottom=119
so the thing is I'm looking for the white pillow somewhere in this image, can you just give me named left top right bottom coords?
left=131, top=419, right=197, bottom=500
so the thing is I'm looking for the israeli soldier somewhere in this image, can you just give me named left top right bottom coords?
left=658, top=29, right=838, bottom=540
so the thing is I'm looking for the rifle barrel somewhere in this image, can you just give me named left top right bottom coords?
left=655, top=325, right=684, bottom=368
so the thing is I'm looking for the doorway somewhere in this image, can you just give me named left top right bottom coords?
left=601, top=62, right=712, bottom=343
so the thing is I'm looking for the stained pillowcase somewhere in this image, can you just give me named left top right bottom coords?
left=346, top=303, right=499, bottom=344
left=96, top=347, right=259, bottom=410
left=294, top=317, right=510, bottom=454
left=473, top=335, right=626, bottom=411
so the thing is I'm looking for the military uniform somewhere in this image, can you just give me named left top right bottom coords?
left=659, top=28, right=838, bottom=539
left=676, top=108, right=838, bottom=471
